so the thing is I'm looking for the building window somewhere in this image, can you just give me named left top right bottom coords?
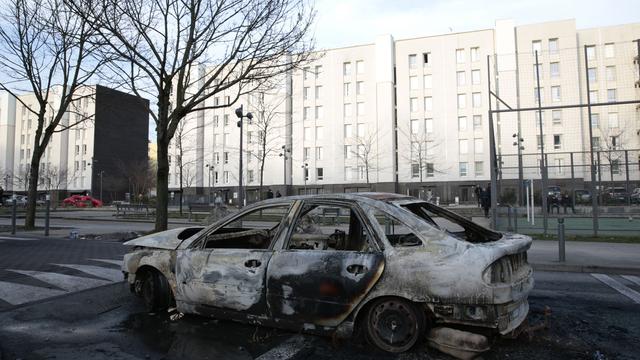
left=315, top=106, right=323, bottom=119
left=357, top=123, right=365, bottom=137
left=586, top=45, right=596, bottom=60
left=303, top=67, right=310, bottom=80
left=537, top=135, right=543, bottom=150
left=533, top=64, right=542, bottom=79
left=422, top=52, right=430, bottom=66
left=411, top=119, right=419, bottom=134
left=611, top=160, right=620, bottom=175
left=536, top=110, right=545, bottom=127
left=424, top=97, right=433, bottom=111
left=555, top=159, right=564, bottom=175
left=548, top=38, right=559, bottom=54
left=411, top=163, right=420, bottom=178
left=315, top=85, right=322, bottom=100
left=456, top=71, right=466, bottom=86
left=223, top=152, right=229, bottom=164
left=589, top=90, right=598, bottom=103
left=356, top=102, right=365, bottom=116
left=588, top=68, right=597, bottom=82
left=344, top=145, right=353, bottom=159
left=475, top=161, right=483, bottom=176
left=410, top=76, right=420, bottom=90
left=303, top=106, right=310, bottom=120
left=532, top=40, right=541, bottom=54
left=214, top=97, right=220, bottom=106
left=408, top=54, right=417, bottom=69
left=591, top=113, right=599, bottom=127
left=315, top=147, right=323, bottom=160
left=604, top=43, right=615, bottom=58
left=214, top=171, right=219, bottom=183
left=83, top=144, right=87, bottom=154
left=316, top=167, right=324, bottom=180
left=606, top=66, right=616, bottom=82
left=459, top=162, right=468, bottom=177
left=223, top=171, right=229, bottom=183
left=550, top=62, right=560, bottom=78
left=247, top=131, right=253, bottom=144
left=224, top=114, right=229, bottom=126
left=459, top=139, right=468, bottom=154
left=456, top=49, right=465, bottom=63
left=248, top=170, right=254, bottom=183
left=458, top=116, right=467, bottom=131
left=75, top=145, right=80, bottom=155
left=343, top=62, right=352, bottom=76
left=474, top=138, right=483, bottom=153
left=534, top=87, right=544, bottom=104
left=607, top=89, right=617, bottom=102
left=425, top=118, right=433, bottom=133
left=304, top=127, right=311, bottom=140
left=356, top=60, right=364, bottom=74
left=552, top=110, right=562, bottom=125
left=471, top=70, right=481, bottom=85
left=344, top=124, right=352, bottom=138
left=315, top=65, right=322, bottom=79
left=611, top=135, right=620, bottom=150
left=356, top=81, right=364, bottom=95
left=553, top=135, right=562, bottom=149
left=592, top=136, right=600, bottom=150
left=358, top=166, right=366, bottom=180
left=214, top=152, right=220, bottom=164
left=410, top=97, right=418, bottom=112
left=343, top=103, right=352, bottom=117
left=426, top=163, right=434, bottom=177
left=316, top=126, right=324, bottom=140
left=473, top=115, right=482, bottom=130
left=423, top=74, right=432, bottom=89
left=551, top=86, right=561, bottom=102
left=457, top=94, right=466, bottom=109
left=225, top=96, right=230, bottom=105
left=472, top=92, right=482, bottom=108
left=343, top=82, right=351, bottom=97
left=303, top=147, right=310, bottom=160
left=608, top=113, right=619, bottom=128
left=470, top=47, right=479, bottom=62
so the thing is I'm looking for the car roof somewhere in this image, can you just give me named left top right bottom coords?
left=249, top=192, right=417, bottom=207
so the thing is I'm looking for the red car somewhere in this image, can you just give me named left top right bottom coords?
left=62, top=195, right=103, bottom=208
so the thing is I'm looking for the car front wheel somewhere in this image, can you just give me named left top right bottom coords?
left=141, top=271, right=173, bottom=312
left=364, top=297, right=426, bottom=353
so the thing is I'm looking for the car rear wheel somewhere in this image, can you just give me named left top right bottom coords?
left=364, top=297, right=426, bottom=353
left=141, top=271, right=173, bottom=313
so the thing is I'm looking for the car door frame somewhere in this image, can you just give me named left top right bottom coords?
left=265, top=199, right=386, bottom=327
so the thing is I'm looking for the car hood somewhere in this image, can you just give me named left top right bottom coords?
left=123, top=227, right=204, bottom=250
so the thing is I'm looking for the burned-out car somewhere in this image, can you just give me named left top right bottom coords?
left=122, top=193, right=533, bottom=353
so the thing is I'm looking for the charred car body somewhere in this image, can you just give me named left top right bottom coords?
left=122, top=193, right=533, bottom=353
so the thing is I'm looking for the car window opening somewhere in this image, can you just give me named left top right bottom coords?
left=287, top=204, right=373, bottom=252
left=402, top=202, right=502, bottom=243
left=204, top=205, right=290, bottom=249
left=372, top=210, right=422, bottom=247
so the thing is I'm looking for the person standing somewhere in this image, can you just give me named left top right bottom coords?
left=474, top=185, right=481, bottom=208
left=480, top=186, right=491, bottom=218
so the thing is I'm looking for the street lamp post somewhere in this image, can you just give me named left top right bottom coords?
left=279, top=145, right=291, bottom=196
left=98, top=170, right=105, bottom=202
left=234, top=105, right=253, bottom=208
left=205, top=164, right=214, bottom=204
left=301, top=162, right=308, bottom=195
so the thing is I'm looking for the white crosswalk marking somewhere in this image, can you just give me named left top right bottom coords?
left=52, top=264, right=124, bottom=282
left=622, top=275, right=640, bottom=287
left=89, top=258, right=123, bottom=266
left=0, top=280, right=65, bottom=305
left=8, top=269, right=110, bottom=292
left=0, top=236, right=39, bottom=241
left=591, top=274, right=640, bottom=304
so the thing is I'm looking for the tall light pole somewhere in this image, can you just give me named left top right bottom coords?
left=279, top=145, right=291, bottom=196
left=98, top=170, right=105, bottom=202
left=301, top=162, right=308, bottom=194
left=205, top=164, right=214, bottom=203
left=235, top=105, right=253, bottom=207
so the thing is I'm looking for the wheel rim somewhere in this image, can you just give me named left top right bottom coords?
left=369, top=300, right=418, bottom=352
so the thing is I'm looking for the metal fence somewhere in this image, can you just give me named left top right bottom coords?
left=488, top=40, right=640, bottom=237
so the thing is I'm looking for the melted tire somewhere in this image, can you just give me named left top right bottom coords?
left=141, top=271, right=172, bottom=313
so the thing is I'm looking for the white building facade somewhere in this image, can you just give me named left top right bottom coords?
left=173, top=19, right=640, bottom=204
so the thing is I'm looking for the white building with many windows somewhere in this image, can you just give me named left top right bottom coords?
left=171, top=19, right=640, bottom=204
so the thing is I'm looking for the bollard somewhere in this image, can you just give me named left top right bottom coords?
left=44, top=199, right=51, bottom=236
left=558, top=218, right=566, bottom=262
left=11, top=199, right=17, bottom=235
left=507, top=206, right=513, bottom=232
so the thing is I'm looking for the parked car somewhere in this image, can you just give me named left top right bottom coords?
left=122, top=193, right=533, bottom=353
left=631, top=188, right=640, bottom=205
left=62, top=195, right=103, bottom=208
left=603, top=187, right=628, bottom=204
left=574, top=189, right=592, bottom=204
left=547, top=185, right=561, bottom=197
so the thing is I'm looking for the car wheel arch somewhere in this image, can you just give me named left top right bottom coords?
left=351, top=294, right=433, bottom=335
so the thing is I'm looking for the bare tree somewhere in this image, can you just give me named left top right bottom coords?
left=39, top=165, right=77, bottom=208
left=116, top=159, right=155, bottom=201
left=398, top=126, right=443, bottom=183
left=0, top=0, right=104, bottom=229
left=596, top=125, right=626, bottom=182
left=349, top=131, right=379, bottom=185
left=71, top=0, right=315, bottom=231
left=172, top=118, right=204, bottom=213
left=246, top=90, right=286, bottom=199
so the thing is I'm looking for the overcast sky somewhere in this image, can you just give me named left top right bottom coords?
left=313, top=0, right=640, bottom=49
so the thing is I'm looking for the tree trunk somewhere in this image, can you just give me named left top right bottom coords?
left=24, top=150, right=43, bottom=230
left=155, top=132, right=170, bottom=232
left=259, top=157, right=265, bottom=200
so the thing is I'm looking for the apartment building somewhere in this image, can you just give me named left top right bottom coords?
left=174, top=19, right=640, bottom=204
left=1, top=85, right=149, bottom=203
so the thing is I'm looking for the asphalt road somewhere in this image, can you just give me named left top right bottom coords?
left=0, top=235, right=638, bottom=359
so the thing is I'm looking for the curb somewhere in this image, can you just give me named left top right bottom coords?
left=531, top=262, right=640, bottom=276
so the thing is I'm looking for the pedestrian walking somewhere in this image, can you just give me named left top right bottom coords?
left=474, top=185, right=481, bottom=208
left=480, top=186, right=491, bottom=218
